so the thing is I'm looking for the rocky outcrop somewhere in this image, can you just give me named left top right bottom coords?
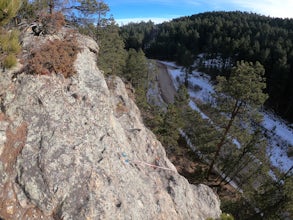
left=0, top=31, right=221, bottom=219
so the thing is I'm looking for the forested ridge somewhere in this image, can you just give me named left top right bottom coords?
left=120, top=11, right=293, bottom=122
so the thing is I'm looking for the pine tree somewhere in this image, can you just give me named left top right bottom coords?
left=75, top=0, right=109, bottom=26
left=0, top=0, right=21, bottom=69
left=159, top=85, right=190, bottom=153
left=29, top=0, right=66, bottom=14
left=244, top=167, right=293, bottom=219
left=174, top=84, right=190, bottom=108
left=97, top=17, right=126, bottom=76
left=124, top=48, right=148, bottom=87
left=174, top=84, right=190, bottom=125
left=218, top=129, right=267, bottom=186
left=0, top=0, right=21, bottom=26
left=18, top=0, right=36, bottom=21
left=183, top=108, right=220, bottom=159
left=176, top=46, right=194, bottom=87
left=206, top=61, right=268, bottom=179
left=159, top=104, right=183, bottom=152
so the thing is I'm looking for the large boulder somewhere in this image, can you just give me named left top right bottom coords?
left=0, top=32, right=221, bottom=220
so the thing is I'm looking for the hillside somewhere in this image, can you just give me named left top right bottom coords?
left=120, top=11, right=293, bottom=122
left=146, top=59, right=293, bottom=219
left=0, top=28, right=221, bottom=219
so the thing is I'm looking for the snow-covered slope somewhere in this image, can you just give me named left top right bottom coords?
left=159, top=61, right=293, bottom=173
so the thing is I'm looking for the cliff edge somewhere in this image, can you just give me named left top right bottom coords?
left=0, top=31, right=221, bottom=219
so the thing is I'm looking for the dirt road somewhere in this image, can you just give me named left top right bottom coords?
left=156, top=61, right=177, bottom=104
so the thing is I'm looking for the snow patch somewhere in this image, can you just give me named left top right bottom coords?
left=162, top=60, right=293, bottom=173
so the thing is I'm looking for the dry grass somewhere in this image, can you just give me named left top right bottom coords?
left=27, top=33, right=80, bottom=78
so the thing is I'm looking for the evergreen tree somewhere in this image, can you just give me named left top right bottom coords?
left=206, top=61, right=268, bottom=179
left=18, top=0, right=36, bottom=21
left=243, top=167, right=293, bottom=219
left=124, top=48, right=148, bottom=87
left=0, top=0, right=21, bottom=25
left=97, top=17, right=126, bottom=76
left=177, top=47, right=194, bottom=87
left=218, top=129, right=267, bottom=186
left=75, top=0, right=109, bottom=26
left=30, top=0, right=66, bottom=14
left=0, top=0, right=21, bottom=69
left=174, top=84, right=189, bottom=107
left=159, top=104, right=182, bottom=152
left=183, top=108, right=220, bottom=160
left=174, top=84, right=190, bottom=122
left=159, top=84, right=190, bottom=153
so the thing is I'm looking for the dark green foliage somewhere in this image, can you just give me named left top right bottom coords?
left=124, top=48, right=148, bottom=87
left=77, top=22, right=97, bottom=38
left=18, top=0, right=35, bottom=20
left=174, top=84, right=189, bottom=108
left=207, top=61, right=268, bottom=179
left=178, top=48, right=194, bottom=87
left=97, top=18, right=126, bottom=76
left=223, top=168, right=293, bottom=219
left=73, top=0, right=109, bottom=26
left=216, top=61, right=268, bottom=107
left=183, top=106, right=221, bottom=160
left=143, top=106, right=164, bottom=134
left=26, top=0, right=67, bottom=14
left=249, top=168, right=293, bottom=219
left=0, top=0, right=21, bottom=69
left=120, top=11, right=293, bottom=122
left=0, top=0, right=21, bottom=26
left=119, top=21, right=156, bottom=51
left=157, top=85, right=191, bottom=153
left=158, top=104, right=182, bottom=151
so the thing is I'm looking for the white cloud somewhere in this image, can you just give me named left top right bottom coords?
left=229, top=0, right=293, bottom=18
left=203, top=0, right=293, bottom=18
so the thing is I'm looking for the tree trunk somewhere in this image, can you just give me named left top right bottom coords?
left=206, top=100, right=241, bottom=180
left=48, top=0, right=54, bottom=14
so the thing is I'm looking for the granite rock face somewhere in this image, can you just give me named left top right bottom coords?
left=0, top=31, right=221, bottom=220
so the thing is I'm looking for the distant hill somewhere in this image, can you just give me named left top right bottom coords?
left=120, top=11, right=293, bottom=122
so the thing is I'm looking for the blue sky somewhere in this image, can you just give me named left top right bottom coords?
left=105, top=0, right=293, bottom=25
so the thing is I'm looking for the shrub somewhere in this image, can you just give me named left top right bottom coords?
left=28, top=33, right=80, bottom=78
left=220, top=213, right=234, bottom=220
left=0, top=0, right=21, bottom=70
left=0, top=30, right=21, bottom=69
left=0, top=0, right=21, bottom=26
left=3, top=53, right=17, bottom=68
left=38, top=11, right=66, bottom=35
left=0, top=30, right=21, bottom=53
